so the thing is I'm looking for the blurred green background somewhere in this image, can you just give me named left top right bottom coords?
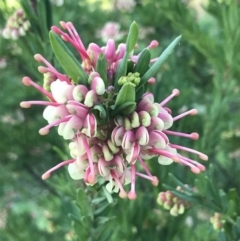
left=0, top=0, right=240, bottom=240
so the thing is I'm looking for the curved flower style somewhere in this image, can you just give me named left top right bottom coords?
left=20, top=21, right=208, bottom=200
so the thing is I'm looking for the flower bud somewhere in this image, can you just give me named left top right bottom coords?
left=73, top=85, right=88, bottom=102
left=58, top=116, right=83, bottom=139
left=138, top=111, right=151, bottom=127
left=102, top=144, right=114, bottom=161
left=135, top=126, right=149, bottom=145
left=84, top=90, right=97, bottom=107
left=91, top=76, right=105, bottom=95
left=129, top=111, right=140, bottom=128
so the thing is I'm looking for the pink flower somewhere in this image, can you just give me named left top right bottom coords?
left=97, top=22, right=124, bottom=43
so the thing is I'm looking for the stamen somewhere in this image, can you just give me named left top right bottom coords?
left=177, top=157, right=201, bottom=174
left=39, top=116, right=71, bottom=135
left=110, top=170, right=127, bottom=199
left=66, top=22, right=87, bottom=55
left=163, top=130, right=199, bottom=140
left=180, top=156, right=206, bottom=171
left=51, top=25, right=89, bottom=61
left=135, top=172, right=159, bottom=186
left=20, top=101, right=60, bottom=108
left=138, top=156, right=153, bottom=177
left=160, top=89, right=180, bottom=107
left=149, top=148, right=180, bottom=162
left=34, top=54, right=71, bottom=83
left=82, top=135, right=95, bottom=184
left=169, top=143, right=208, bottom=161
left=128, top=164, right=137, bottom=200
left=147, top=77, right=156, bottom=85
left=42, top=159, right=75, bottom=180
left=22, top=77, right=55, bottom=101
left=173, top=109, right=198, bottom=122
left=148, top=40, right=158, bottom=49
left=150, top=57, right=158, bottom=63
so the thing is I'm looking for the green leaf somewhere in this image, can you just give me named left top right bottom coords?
left=217, top=231, right=226, bottom=241
left=228, top=189, right=240, bottom=205
left=49, top=31, right=88, bottom=84
left=44, top=0, right=52, bottom=30
left=111, top=101, right=136, bottom=116
left=80, top=215, right=92, bottom=228
left=114, top=22, right=139, bottom=89
left=114, top=58, right=128, bottom=89
left=68, top=213, right=81, bottom=224
left=37, top=0, right=49, bottom=41
left=91, top=104, right=107, bottom=125
left=133, top=48, right=151, bottom=76
left=102, top=186, right=113, bottom=204
left=96, top=53, right=108, bottom=86
left=115, top=83, right=135, bottom=108
left=93, top=104, right=107, bottom=119
left=163, top=184, right=199, bottom=203
left=136, top=85, right=145, bottom=102
left=137, top=35, right=182, bottom=91
left=126, top=21, right=139, bottom=54
left=127, top=60, right=134, bottom=73
left=92, top=197, right=105, bottom=205
left=77, top=188, right=93, bottom=218
left=168, top=173, right=198, bottom=195
left=94, top=202, right=110, bottom=215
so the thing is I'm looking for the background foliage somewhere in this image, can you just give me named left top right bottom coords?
left=0, top=0, right=239, bottom=240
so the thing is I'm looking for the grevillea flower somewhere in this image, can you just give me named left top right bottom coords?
left=2, top=9, right=30, bottom=40
left=20, top=21, right=208, bottom=200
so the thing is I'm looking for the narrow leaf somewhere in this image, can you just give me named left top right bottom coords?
left=49, top=31, right=88, bottom=84
left=126, top=21, right=139, bottom=54
left=102, top=186, right=113, bottom=204
left=114, top=57, right=128, bottom=89
left=96, top=53, right=108, bottom=86
left=115, top=83, right=135, bottom=108
left=114, top=22, right=139, bottom=89
left=137, top=35, right=182, bottom=91
left=133, top=48, right=151, bottom=76
left=77, top=188, right=93, bottom=217
left=111, top=102, right=136, bottom=116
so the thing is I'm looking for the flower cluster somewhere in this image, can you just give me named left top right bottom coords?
left=21, top=21, right=208, bottom=199
left=210, top=213, right=225, bottom=231
left=157, top=186, right=192, bottom=216
left=2, top=9, right=30, bottom=40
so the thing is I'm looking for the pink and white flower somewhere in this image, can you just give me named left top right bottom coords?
left=20, top=21, right=208, bottom=200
